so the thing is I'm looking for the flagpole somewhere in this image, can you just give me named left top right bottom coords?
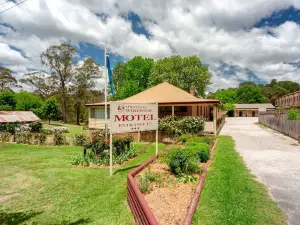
left=104, top=45, right=108, bottom=140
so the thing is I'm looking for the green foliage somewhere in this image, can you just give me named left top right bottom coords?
left=177, top=174, right=198, bottom=184
left=74, top=134, right=88, bottom=146
left=286, top=109, right=300, bottom=120
left=237, top=86, right=266, bottom=103
left=15, top=91, right=43, bottom=111
left=0, top=89, right=16, bottom=109
left=138, top=174, right=151, bottom=194
left=41, top=97, right=60, bottom=122
left=53, top=130, right=66, bottom=146
left=177, top=134, right=195, bottom=143
left=215, top=89, right=237, bottom=104
left=159, top=116, right=205, bottom=135
left=4, top=122, right=20, bottom=134
left=224, top=103, right=235, bottom=112
left=149, top=55, right=212, bottom=97
left=112, top=57, right=154, bottom=99
left=29, top=121, right=42, bottom=132
left=0, top=132, right=10, bottom=142
left=186, top=142, right=210, bottom=162
left=167, top=146, right=201, bottom=176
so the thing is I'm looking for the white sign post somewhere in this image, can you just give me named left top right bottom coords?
left=109, top=102, right=159, bottom=176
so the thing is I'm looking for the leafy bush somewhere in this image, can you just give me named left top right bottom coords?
left=177, top=134, right=195, bottom=143
left=159, top=116, right=205, bottom=135
left=53, top=130, right=66, bottom=145
left=186, top=142, right=210, bottom=162
left=0, top=132, right=10, bottom=142
left=29, top=121, right=42, bottom=132
left=51, top=127, right=69, bottom=133
left=180, top=116, right=205, bottom=134
left=167, top=146, right=201, bottom=176
left=74, top=134, right=88, bottom=146
left=287, top=109, right=299, bottom=120
left=37, top=132, right=47, bottom=145
left=138, top=175, right=151, bottom=194
left=91, top=129, right=110, bottom=142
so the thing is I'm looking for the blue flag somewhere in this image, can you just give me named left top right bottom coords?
left=106, top=55, right=115, bottom=96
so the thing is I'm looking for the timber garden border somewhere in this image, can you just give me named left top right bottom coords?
left=126, top=138, right=219, bottom=225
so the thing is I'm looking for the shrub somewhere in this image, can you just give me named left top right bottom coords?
left=0, top=132, right=10, bottom=142
left=167, top=146, right=201, bottom=176
left=159, top=116, right=205, bottom=135
left=38, top=132, right=47, bottom=145
left=138, top=176, right=151, bottom=194
left=74, top=134, right=88, bottom=146
left=29, top=121, right=42, bottom=132
left=177, top=134, right=195, bottom=143
left=186, top=142, right=210, bottom=162
left=159, top=116, right=182, bottom=135
left=53, top=130, right=66, bottom=145
left=52, top=127, right=69, bottom=133
left=287, top=109, right=299, bottom=120
left=179, top=116, right=205, bottom=134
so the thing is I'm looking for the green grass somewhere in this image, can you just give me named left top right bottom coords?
left=0, top=142, right=165, bottom=225
left=192, top=136, right=287, bottom=225
left=42, top=122, right=88, bottom=136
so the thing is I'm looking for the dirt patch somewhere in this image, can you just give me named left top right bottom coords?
left=0, top=193, right=21, bottom=204
left=138, top=162, right=198, bottom=225
left=145, top=184, right=195, bottom=225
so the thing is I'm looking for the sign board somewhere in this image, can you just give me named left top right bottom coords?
left=110, top=102, right=158, bottom=134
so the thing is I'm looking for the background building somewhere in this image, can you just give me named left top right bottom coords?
left=275, top=91, right=300, bottom=107
left=233, top=104, right=275, bottom=117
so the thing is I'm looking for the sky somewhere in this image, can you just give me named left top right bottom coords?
left=0, top=0, right=300, bottom=92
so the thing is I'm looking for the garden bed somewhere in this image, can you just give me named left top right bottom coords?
left=133, top=135, right=216, bottom=225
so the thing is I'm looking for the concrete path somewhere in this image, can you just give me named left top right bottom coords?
left=221, top=117, right=300, bottom=225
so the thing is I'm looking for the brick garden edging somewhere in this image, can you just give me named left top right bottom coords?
left=127, top=139, right=219, bottom=225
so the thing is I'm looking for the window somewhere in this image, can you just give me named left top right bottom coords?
left=90, top=108, right=110, bottom=119
left=174, top=106, right=188, bottom=112
left=159, top=106, right=172, bottom=112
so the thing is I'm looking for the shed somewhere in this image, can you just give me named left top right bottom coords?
left=0, top=111, right=40, bottom=123
left=233, top=104, right=275, bottom=117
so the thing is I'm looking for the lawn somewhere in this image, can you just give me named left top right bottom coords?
left=192, top=136, right=287, bottom=225
left=42, top=122, right=88, bottom=136
left=0, top=142, right=164, bottom=225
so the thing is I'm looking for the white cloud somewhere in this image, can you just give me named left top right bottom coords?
left=0, top=0, right=299, bottom=91
left=0, top=43, right=28, bottom=64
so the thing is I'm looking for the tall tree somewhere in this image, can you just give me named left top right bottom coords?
left=41, top=97, right=60, bottom=124
left=41, top=44, right=76, bottom=123
left=15, top=91, right=43, bottom=111
left=112, top=56, right=154, bottom=99
left=0, top=90, right=16, bottom=110
left=237, top=86, right=266, bottom=103
left=19, top=72, right=55, bottom=99
left=0, top=66, right=18, bottom=90
left=215, top=89, right=237, bottom=104
left=73, top=58, right=101, bottom=125
left=149, top=55, right=212, bottom=97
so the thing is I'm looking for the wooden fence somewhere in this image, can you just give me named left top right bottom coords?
left=258, top=111, right=300, bottom=140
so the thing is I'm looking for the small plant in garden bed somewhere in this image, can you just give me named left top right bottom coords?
left=71, top=135, right=136, bottom=167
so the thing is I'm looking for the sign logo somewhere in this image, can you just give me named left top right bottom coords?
left=117, top=105, right=125, bottom=113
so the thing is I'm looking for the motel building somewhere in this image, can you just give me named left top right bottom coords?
left=86, top=82, right=225, bottom=137
left=233, top=103, right=275, bottom=117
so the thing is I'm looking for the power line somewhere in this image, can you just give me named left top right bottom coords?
left=0, top=1, right=10, bottom=6
left=0, top=0, right=28, bottom=14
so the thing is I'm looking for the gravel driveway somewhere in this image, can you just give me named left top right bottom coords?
left=221, top=117, right=300, bottom=225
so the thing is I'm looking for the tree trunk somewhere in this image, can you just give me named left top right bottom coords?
left=48, top=118, right=50, bottom=124
left=76, top=105, right=80, bottom=125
